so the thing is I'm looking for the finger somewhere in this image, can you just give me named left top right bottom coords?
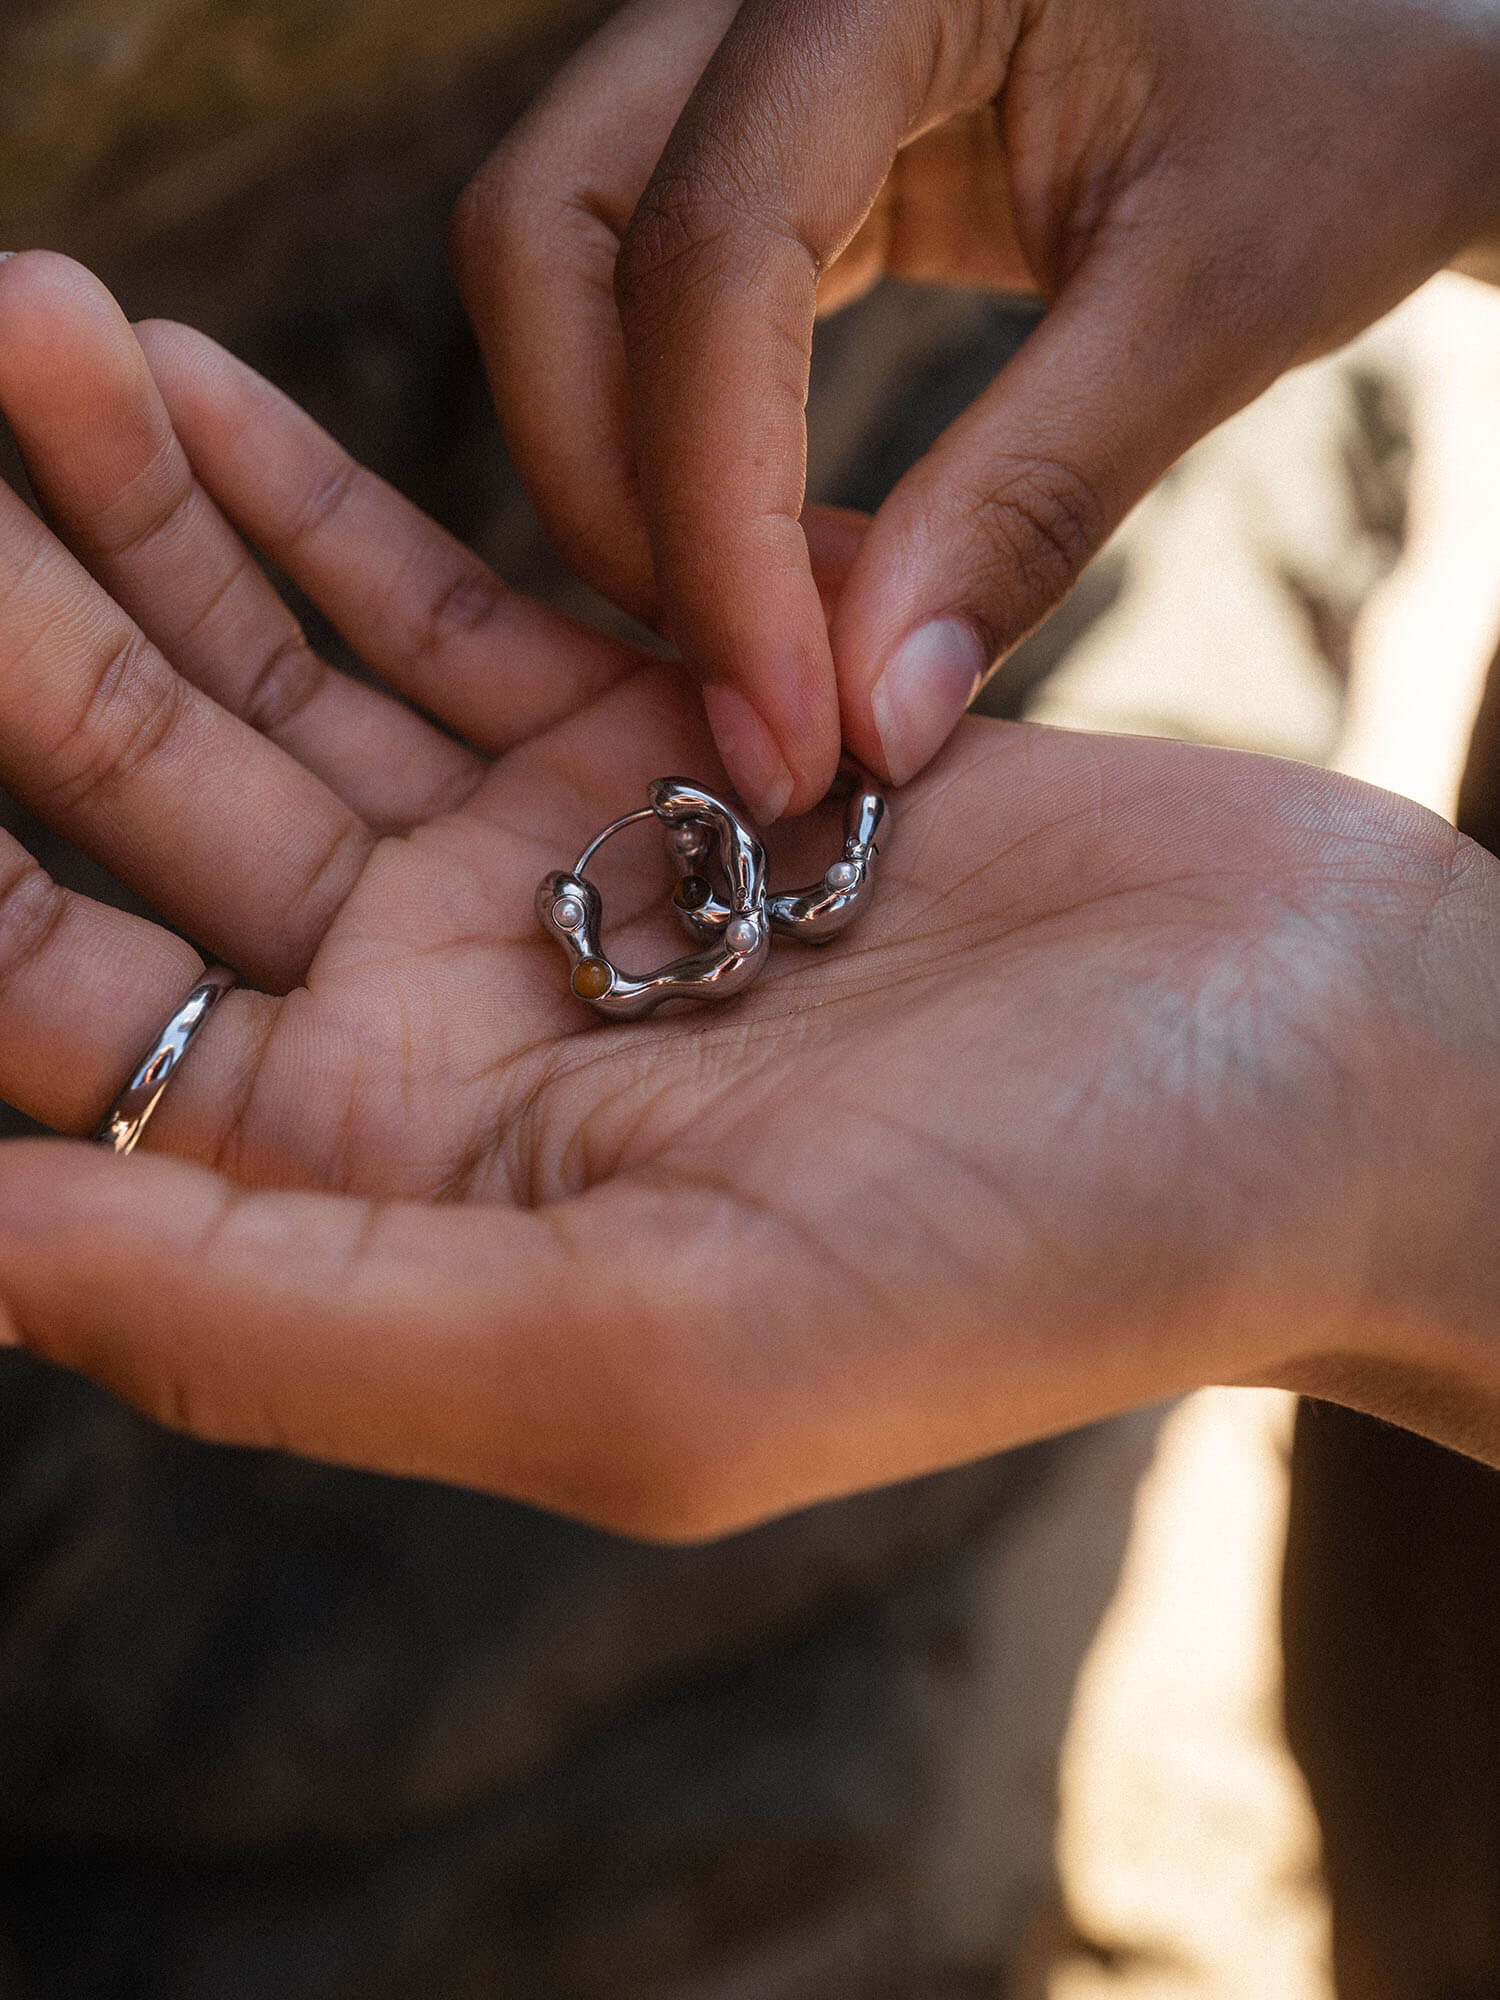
left=803, top=504, right=870, bottom=620
left=0, top=824, right=229, bottom=1133
left=137, top=320, right=645, bottom=760
left=0, top=1142, right=795, bottom=1537
left=831, top=245, right=1286, bottom=783
left=0, top=254, right=479, bottom=831
left=451, top=0, right=740, bottom=628
left=0, top=473, right=372, bottom=991
left=610, top=0, right=994, bottom=817
left=0, top=1125, right=1265, bottom=1539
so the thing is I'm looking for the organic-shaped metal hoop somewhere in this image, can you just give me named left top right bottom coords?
left=537, top=779, right=769, bottom=1019
left=668, top=759, right=887, bottom=948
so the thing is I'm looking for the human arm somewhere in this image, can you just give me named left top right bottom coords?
left=3, top=251, right=1500, bottom=1534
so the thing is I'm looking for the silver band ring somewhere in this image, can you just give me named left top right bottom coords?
left=95, top=966, right=237, bottom=1155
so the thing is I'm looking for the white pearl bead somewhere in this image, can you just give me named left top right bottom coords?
left=552, top=896, right=584, bottom=930
left=725, top=916, right=760, bottom=954
left=825, top=859, right=860, bottom=892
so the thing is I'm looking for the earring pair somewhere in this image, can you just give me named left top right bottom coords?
left=537, top=761, right=887, bottom=1020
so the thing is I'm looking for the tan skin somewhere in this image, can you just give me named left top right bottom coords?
left=453, top=0, right=1500, bottom=818
left=2, top=254, right=1500, bottom=1535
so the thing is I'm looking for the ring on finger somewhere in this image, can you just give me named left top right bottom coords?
left=96, top=965, right=237, bottom=1155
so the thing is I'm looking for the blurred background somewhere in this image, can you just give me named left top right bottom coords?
left=2, top=3, right=1500, bottom=1995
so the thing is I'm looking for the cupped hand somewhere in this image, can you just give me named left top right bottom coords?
left=453, top=0, right=1500, bottom=816
left=2, top=253, right=1498, bottom=1538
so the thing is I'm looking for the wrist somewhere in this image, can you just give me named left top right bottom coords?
left=1266, top=833, right=1500, bottom=1460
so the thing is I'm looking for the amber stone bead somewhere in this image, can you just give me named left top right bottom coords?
left=674, top=875, right=712, bottom=911
left=571, top=958, right=614, bottom=1001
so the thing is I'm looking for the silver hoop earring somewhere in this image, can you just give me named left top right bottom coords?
left=537, top=779, right=769, bottom=1019
left=667, top=759, right=887, bottom=947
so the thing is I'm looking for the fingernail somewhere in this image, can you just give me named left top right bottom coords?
left=0, top=254, right=17, bottom=266
left=702, top=683, right=794, bottom=823
left=870, top=617, right=987, bottom=785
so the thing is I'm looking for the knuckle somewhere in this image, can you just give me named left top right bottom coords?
left=615, top=168, right=812, bottom=323
left=967, top=455, right=1109, bottom=640
left=0, top=850, right=66, bottom=1001
left=410, top=558, right=509, bottom=672
left=450, top=152, right=519, bottom=278
left=240, top=631, right=328, bottom=739
left=94, top=443, right=197, bottom=565
left=282, top=454, right=361, bottom=555
left=43, top=633, right=190, bottom=815
left=614, top=178, right=722, bottom=311
left=281, top=818, right=375, bottom=968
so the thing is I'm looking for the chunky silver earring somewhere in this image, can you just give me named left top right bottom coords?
left=666, top=759, right=886, bottom=947
left=537, top=779, right=769, bottom=1020
left=539, top=764, right=889, bottom=1020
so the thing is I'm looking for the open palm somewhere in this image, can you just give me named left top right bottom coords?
left=1, top=254, right=1494, bottom=1534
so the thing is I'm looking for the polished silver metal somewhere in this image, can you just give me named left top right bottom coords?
left=669, top=758, right=888, bottom=948
left=574, top=806, right=658, bottom=876
left=96, top=966, right=237, bottom=1155
left=538, top=780, right=769, bottom=1019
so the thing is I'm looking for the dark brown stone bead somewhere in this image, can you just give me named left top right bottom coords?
left=674, top=875, right=712, bottom=911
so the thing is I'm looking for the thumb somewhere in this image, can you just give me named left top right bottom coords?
left=833, top=262, right=1269, bottom=783
left=0, top=1141, right=749, bottom=1538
